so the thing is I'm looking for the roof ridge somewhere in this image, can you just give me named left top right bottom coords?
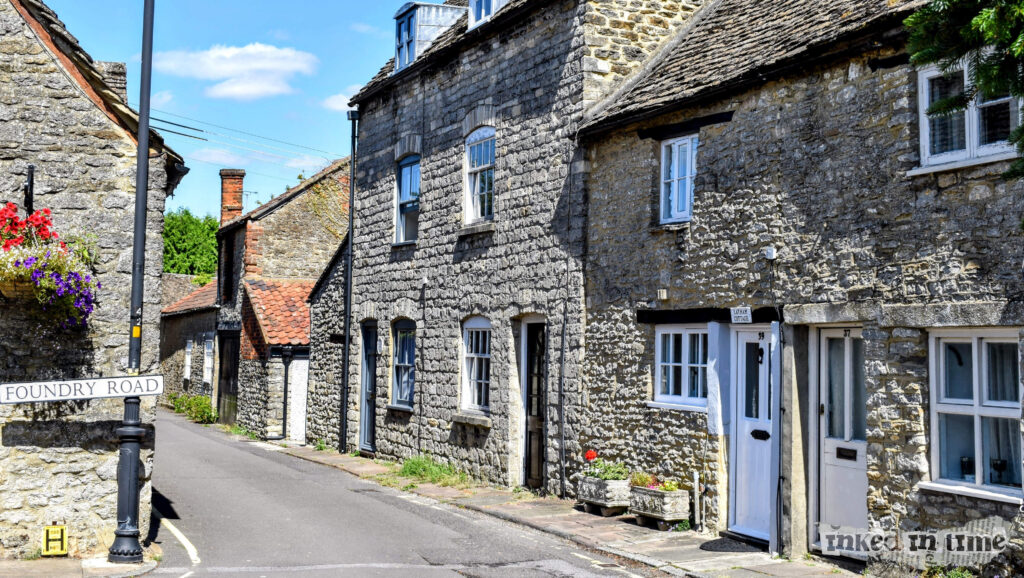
left=220, top=156, right=349, bottom=230
left=582, top=0, right=725, bottom=128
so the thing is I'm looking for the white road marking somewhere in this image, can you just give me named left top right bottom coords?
left=154, top=507, right=201, bottom=565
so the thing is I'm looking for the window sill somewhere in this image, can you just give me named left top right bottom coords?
left=452, top=411, right=492, bottom=428
left=386, top=403, right=414, bottom=414
left=392, top=241, right=417, bottom=249
left=458, top=221, right=495, bottom=237
left=906, top=151, right=1017, bottom=177
left=650, top=221, right=690, bottom=234
left=647, top=401, right=708, bottom=413
left=917, top=480, right=1023, bottom=505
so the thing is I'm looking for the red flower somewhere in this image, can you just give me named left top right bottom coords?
left=585, top=450, right=598, bottom=462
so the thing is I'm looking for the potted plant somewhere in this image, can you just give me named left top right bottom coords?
left=576, top=450, right=630, bottom=516
left=629, top=473, right=691, bottom=531
left=0, top=204, right=99, bottom=328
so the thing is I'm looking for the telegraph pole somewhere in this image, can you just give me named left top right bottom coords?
left=109, top=0, right=155, bottom=564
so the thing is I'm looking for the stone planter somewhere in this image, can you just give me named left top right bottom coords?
left=629, top=486, right=691, bottom=531
left=577, top=476, right=630, bottom=517
left=0, top=279, right=35, bottom=301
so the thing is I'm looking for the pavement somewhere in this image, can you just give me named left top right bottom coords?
left=280, top=444, right=863, bottom=578
left=0, top=556, right=156, bottom=577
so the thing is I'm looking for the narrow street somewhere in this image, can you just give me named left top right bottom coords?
left=149, top=409, right=658, bottom=577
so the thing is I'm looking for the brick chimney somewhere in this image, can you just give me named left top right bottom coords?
left=95, top=61, right=128, bottom=103
left=220, top=169, right=245, bottom=225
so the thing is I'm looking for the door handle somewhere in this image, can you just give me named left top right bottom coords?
left=751, top=429, right=770, bottom=441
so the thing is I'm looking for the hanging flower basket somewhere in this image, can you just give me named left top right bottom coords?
left=0, top=203, right=99, bottom=329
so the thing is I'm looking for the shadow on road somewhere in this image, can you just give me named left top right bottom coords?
left=144, top=488, right=178, bottom=546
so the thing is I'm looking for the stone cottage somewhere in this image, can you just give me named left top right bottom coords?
left=0, top=0, right=187, bottom=558
left=159, top=279, right=217, bottom=402
left=579, top=0, right=1023, bottom=570
left=214, top=159, right=348, bottom=440
left=331, top=0, right=705, bottom=492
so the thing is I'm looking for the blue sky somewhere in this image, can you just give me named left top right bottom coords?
left=46, top=0, right=399, bottom=218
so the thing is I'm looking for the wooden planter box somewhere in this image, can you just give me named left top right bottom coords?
left=630, top=486, right=691, bottom=531
left=0, top=279, right=35, bottom=301
left=577, top=476, right=630, bottom=517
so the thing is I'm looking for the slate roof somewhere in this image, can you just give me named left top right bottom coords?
left=14, top=0, right=184, bottom=169
left=161, top=280, right=218, bottom=317
left=583, top=0, right=927, bottom=134
left=243, top=279, right=316, bottom=346
left=219, top=157, right=350, bottom=234
left=352, top=0, right=549, bottom=105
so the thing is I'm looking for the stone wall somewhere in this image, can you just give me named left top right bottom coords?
left=216, top=227, right=246, bottom=332
left=158, top=312, right=216, bottom=403
left=161, top=274, right=197, bottom=309
left=307, top=245, right=348, bottom=448
left=236, top=358, right=267, bottom=436
left=0, top=0, right=171, bottom=558
left=582, top=38, right=1024, bottom=560
left=257, top=192, right=343, bottom=280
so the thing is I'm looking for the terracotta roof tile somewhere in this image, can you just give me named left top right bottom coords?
left=161, top=280, right=218, bottom=317
left=243, top=279, right=316, bottom=346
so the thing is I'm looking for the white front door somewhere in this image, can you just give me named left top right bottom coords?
left=818, top=329, right=868, bottom=535
left=731, top=330, right=773, bottom=541
left=287, top=356, right=309, bottom=444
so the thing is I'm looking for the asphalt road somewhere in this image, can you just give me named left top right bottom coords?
left=149, top=409, right=658, bottom=577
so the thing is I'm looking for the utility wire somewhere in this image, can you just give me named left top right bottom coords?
left=152, top=116, right=332, bottom=162
left=152, top=120, right=331, bottom=173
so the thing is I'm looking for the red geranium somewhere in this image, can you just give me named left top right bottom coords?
left=0, top=203, right=57, bottom=251
left=585, top=450, right=598, bottom=462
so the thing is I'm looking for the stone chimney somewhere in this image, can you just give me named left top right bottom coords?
left=95, top=61, right=128, bottom=103
left=220, top=169, right=245, bottom=225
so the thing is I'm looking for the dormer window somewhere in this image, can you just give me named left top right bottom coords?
left=396, top=11, right=416, bottom=71
left=470, top=0, right=493, bottom=26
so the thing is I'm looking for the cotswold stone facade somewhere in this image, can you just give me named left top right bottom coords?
left=214, top=162, right=348, bottom=430
left=0, top=0, right=185, bottom=558
left=335, top=0, right=701, bottom=491
left=306, top=241, right=348, bottom=447
left=159, top=279, right=217, bottom=403
left=580, top=0, right=1024, bottom=571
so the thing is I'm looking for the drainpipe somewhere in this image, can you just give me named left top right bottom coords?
left=23, top=164, right=34, bottom=214
left=266, top=346, right=293, bottom=441
left=339, top=109, right=359, bottom=453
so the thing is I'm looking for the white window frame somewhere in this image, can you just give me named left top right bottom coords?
left=395, top=11, right=416, bottom=71
left=925, top=328, right=1022, bottom=502
left=653, top=324, right=710, bottom=409
left=395, top=155, right=420, bottom=243
left=183, top=340, right=193, bottom=383
left=660, top=134, right=698, bottom=224
left=462, top=317, right=492, bottom=413
left=469, top=0, right=493, bottom=28
left=392, top=321, right=416, bottom=408
left=917, top=65, right=1019, bottom=168
left=465, top=126, right=496, bottom=224
left=202, top=338, right=214, bottom=386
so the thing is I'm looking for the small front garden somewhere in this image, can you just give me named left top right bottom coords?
left=168, top=392, right=218, bottom=424
left=577, top=450, right=695, bottom=530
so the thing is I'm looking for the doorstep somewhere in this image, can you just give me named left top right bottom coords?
left=275, top=445, right=858, bottom=577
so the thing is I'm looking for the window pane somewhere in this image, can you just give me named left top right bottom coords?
left=660, top=334, right=670, bottom=364
left=660, top=365, right=669, bottom=395
left=676, top=142, right=689, bottom=181
left=672, top=365, right=682, bottom=397
left=852, top=338, right=867, bottom=441
left=672, top=334, right=682, bottom=365
left=688, top=366, right=700, bottom=398
left=410, top=163, right=420, bottom=198
left=982, top=417, right=1022, bottom=488
left=663, top=144, right=674, bottom=181
left=745, top=342, right=759, bottom=419
left=403, top=209, right=418, bottom=241
left=987, top=343, right=1020, bottom=403
left=928, top=74, right=967, bottom=155
left=661, top=181, right=673, bottom=221
left=944, top=342, right=973, bottom=400
left=979, top=101, right=1013, bottom=146
left=827, top=338, right=845, bottom=438
left=939, top=413, right=976, bottom=482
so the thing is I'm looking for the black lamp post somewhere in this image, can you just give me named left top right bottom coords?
left=109, top=0, right=155, bottom=564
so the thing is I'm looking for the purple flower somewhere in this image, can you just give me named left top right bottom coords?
left=24, top=257, right=37, bottom=267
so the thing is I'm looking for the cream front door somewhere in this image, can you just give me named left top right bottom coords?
left=818, top=329, right=869, bottom=537
left=731, top=329, right=772, bottom=541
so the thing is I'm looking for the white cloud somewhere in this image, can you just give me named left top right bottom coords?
left=151, top=90, right=173, bottom=108
left=190, top=148, right=249, bottom=167
left=322, top=84, right=363, bottom=112
left=350, top=22, right=391, bottom=40
left=285, top=155, right=331, bottom=175
left=154, top=43, right=318, bottom=101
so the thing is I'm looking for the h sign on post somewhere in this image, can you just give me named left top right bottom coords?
left=0, top=376, right=163, bottom=405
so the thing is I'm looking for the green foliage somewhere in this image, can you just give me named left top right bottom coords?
left=629, top=471, right=656, bottom=487
left=672, top=520, right=691, bottom=532
left=229, top=424, right=259, bottom=440
left=398, top=455, right=469, bottom=487
left=905, top=0, right=1024, bottom=178
left=174, top=394, right=217, bottom=424
left=163, top=208, right=218, bottom=276
left=172, top=393, right=188, bottom=414
left=922, top=567, right=974, bottom=578
left=23, top=547, right=41, bottom=560
left=584, top=458, right=629, bottom=481
left=314, top=438, right=328, bottom=451
left=659, top=479, right=681, bottom=492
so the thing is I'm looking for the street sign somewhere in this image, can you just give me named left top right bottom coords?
left=0, top=375, right=163, bottom=405
left=730, top=307, right=753, bottom=324
left=42, top=525, right=67, bottom=556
